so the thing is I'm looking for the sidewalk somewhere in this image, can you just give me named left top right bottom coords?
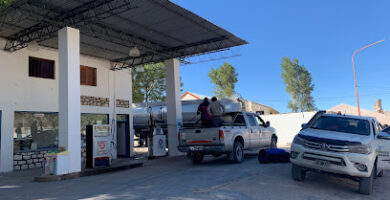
left=0, top=154, right=187, bottom=184
left=0, top=157, right=143, bottom=183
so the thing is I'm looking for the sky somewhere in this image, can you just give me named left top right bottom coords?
left=171, top=0, right=390, bottom=113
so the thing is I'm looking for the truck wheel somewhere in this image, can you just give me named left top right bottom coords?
left=359, top=164, right=375, bottom=195
left=232, top=141, right=244, bottom=163
left=191, top=153, right=204, bottom=164
left=270, top=136, right=277, bottom=149
left=292, top=164, right=306, bottom=181
left=377, top=169, right=384, bottom=177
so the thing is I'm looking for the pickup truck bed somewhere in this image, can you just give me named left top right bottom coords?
left=178, top=112, right=277, bottom=164
left=178, top=126, right=235, bottom=154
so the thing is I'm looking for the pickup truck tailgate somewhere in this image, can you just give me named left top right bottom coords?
left=180, top=127, right=221, bottom=146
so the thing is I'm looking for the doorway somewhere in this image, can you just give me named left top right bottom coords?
left=117, top=115, right=130, bottom=157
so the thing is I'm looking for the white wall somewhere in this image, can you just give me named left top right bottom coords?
left=0, top=40, right=133, bottom=172
left=262, top=112, right=316, bottom=147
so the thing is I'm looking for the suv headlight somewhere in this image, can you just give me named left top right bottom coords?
left=349, top=144, right=371, bottom=154
left=293, top=135, right=306, bottom=146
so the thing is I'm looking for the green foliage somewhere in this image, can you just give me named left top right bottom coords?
left=132, top=63, right=166, bottom=104
left=281, top=57, right=316, bottom=112
left=208, top=62, right=238, bottom=98
left=132, top=62, right=184, bottom=104
left=0, top=0, right=14, bottom=9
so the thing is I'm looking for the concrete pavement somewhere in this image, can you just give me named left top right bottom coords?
left=0, top=154, right=389, bottom=200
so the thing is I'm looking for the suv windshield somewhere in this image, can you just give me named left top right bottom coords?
left=311, top=116, right=371, bottom=136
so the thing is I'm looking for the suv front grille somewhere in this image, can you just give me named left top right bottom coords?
left=303, top=152, right=346, bottom=166
left=304, top=140, right=350, bottom=152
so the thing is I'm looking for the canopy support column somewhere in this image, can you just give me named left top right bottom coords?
left=164, top=59, right=182, bottom=156
left=57, top=27, right=81, bottom=175
left=0, top=109, right=14, bottom=172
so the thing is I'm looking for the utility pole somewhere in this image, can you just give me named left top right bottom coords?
left=352, top=39, right=385, bottom=116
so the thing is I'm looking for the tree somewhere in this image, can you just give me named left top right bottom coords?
left=208, top=62, right=238, bottom=98
left=132, top=63, right=166, bottom=104
left=281, top=57, right=316, bottom=112
left=132, top=63, right=184, bottom=104
left=0, top=0, right=14, bottom=9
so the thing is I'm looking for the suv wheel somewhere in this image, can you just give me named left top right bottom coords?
left=232, top=141, right=244, bottom=163
left=292, top=164, right=306, bottom=181
left=359, top=164, right=375, bottom=195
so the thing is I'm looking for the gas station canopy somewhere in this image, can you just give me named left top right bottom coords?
left=0, top=0, right=247, bottom=70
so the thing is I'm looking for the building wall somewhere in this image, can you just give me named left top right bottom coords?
left=328, top=104, right=390, bottom=125
left=13, top=148, right=87, bottom=171
left=261, top=112, right=316, bottom=147
left=240, top=99, right=279, bottom=115
left=0, top=42, right=133, bottom=172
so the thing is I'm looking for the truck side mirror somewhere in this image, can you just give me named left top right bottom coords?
left=301, top=123, right=307, bottom=129
left=265, top=121, right=270, bottom=127
left=378, top=132, right=390, bottom=140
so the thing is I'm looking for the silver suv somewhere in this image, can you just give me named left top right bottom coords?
left=290, top=112, right=390, bottom=195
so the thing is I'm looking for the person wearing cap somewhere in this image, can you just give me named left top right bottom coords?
left=208, top=97, right=225, bottom=126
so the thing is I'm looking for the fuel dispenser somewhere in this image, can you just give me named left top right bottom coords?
left=86, top=125, right=112, bottom=168
left=146, top=106, right=167, bottom=158
left=147, top=125, right=166, bottom=158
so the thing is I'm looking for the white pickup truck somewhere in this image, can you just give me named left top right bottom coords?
left=290, top=111, right=390, bottom=195
left=178, top=112, right=277, bottom=164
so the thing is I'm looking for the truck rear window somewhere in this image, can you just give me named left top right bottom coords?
left=311, top=116, right=371, bottom=136
left=222, top=113, right=246, bottom=126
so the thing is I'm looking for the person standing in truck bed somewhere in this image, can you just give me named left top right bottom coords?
left=208, top=97, right=226, bottom=126
left=197, top=98, right=212, bottom=127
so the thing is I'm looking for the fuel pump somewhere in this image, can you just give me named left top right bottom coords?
left=147, top=106, right=167, bottom=158
left=152, top=124, right=166, bottom=157
left=86, top=125, right=112, bottom=168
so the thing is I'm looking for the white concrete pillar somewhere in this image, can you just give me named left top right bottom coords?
left=57, top=27, right=81, bottom=174
left=0, top=109, right=14, bottom=172
left=164, top=59, right=182, bottom=156
left=128, top=69, right=134, bottom=157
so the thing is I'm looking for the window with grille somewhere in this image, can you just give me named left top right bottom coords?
left=80, top=65, right=97, bottom=86
left=29, top=57, right=55, bottom=79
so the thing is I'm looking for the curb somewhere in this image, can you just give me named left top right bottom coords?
left=34, top=162, right=143, bottom=182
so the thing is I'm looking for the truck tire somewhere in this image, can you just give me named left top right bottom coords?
left=270, top=136, right=277, bottom=149
left=377, top=169, right=384, bottom=177
left=191, top=153, right=204, bottom=164
left=292, top=164, right=306, bottom=181
left=359, top=164, right=375, bottom=195
left=232, top=141, right=244, bottom=163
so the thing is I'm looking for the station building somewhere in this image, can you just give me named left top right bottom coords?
left=0, top=0, right=246, bottom=173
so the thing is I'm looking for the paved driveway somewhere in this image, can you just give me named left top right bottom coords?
left=0, top=154, right=389, bottom=200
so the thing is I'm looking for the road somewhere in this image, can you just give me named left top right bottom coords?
left=0, top=154, right=389, bottom=200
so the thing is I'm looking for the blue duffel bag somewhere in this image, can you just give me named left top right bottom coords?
left=258, top=148, right=290, bottom=164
